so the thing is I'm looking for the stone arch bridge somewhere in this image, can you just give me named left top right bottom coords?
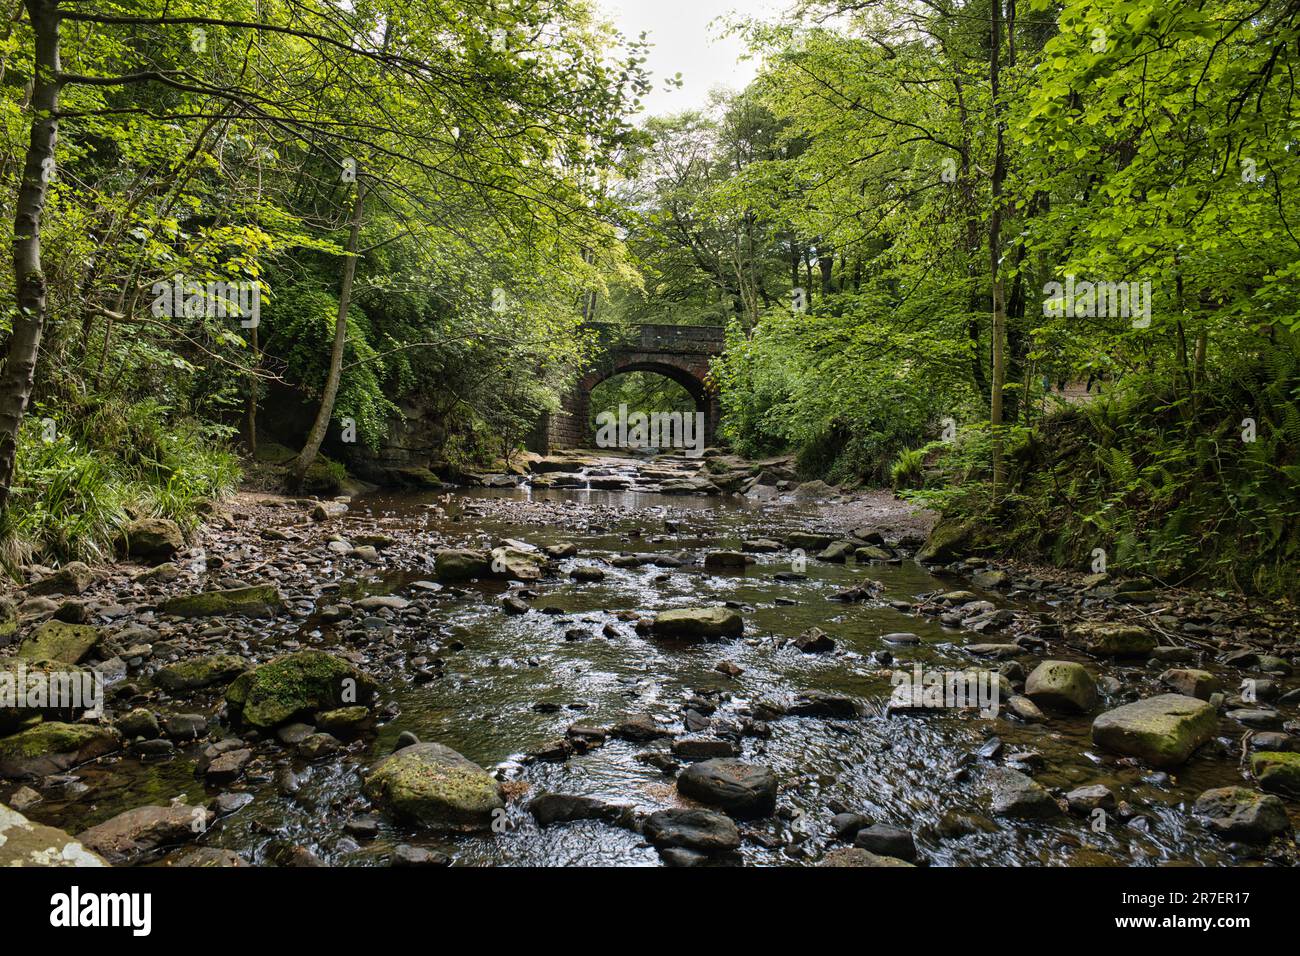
left=533, top=322, right=726, bottom=452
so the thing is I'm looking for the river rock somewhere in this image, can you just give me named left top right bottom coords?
left=0, top=722, right=122, bottom=778
left=154, top=846, right=248, bottom=867
left=224, top=650, right=376, bottom=730
left=121, top=517, right=185, bottom=563
left=787, top=691, right=860, bottom=718
left=16, top=620, right=100, bottom=664
left=160, top=585, right=283, bottom=618
left=658, top=476, right=721, bottom=495
left=0, top=658, right=96, bottom=732
left=612, top=715, right=672, bottom=742
left=1193, top=786, right=1290, bottom=843
left=1250, top=751, right=1300, bottom=797
left=818, top=847, right=915, bottom=867
left=316, top=705, right=371, bottom=735
left=677, top=758, right=777, bottom=818
left=853, top=823, right=916, bottom=861
left=1071, top=622, right=1156, bottom=657
left=0, top=803, right=107, bottom=866
left=28, top=562, right=93, bottom=596
left=490, top=546, right=545, bottom=581
left=77, top=804, right=214, bottom=865
left=988, top=768, right=1062, bottom=819
left=791, top=627, right=835, bottom=653
left=1158, top=668, right=1222, bottom=701
left=116, top=708, right=160, bottom=740
left=570, top=565, right=606, bottom=582
left=1091, top=694, right=1218, bottom=767
left=205, top=747, right=252, bottom=783
left=1065, top=784, right=1116, bottom=814
left=527, top=793, right=629, bottom=826
left=971, top=569, right=1010, bottom=589
left=1024, top=660, right=1097, bottom=713
left=433, top=549, right=491, bottom=581
left=703, top=550, right=754, bottom=570
left=651, top=606, right=743, bottom=640
left=363, top=741, right=504, bottom=830
left=784, top=532, right=832, bottom=551
left=642, top=808, right=740, bottom=852
left=815, top=541, right=855, bottom=562
left=671, top=737, right=738, bottom=760
left=154, top=654, right=247, bottom=692
left=915, top=518, right=979, bottom=564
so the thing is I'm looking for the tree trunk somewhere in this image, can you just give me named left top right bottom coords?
left=988, top=0, right=1007, bottom=494
left=289, top=176, right=366, bottom=487
left=245, top=322, right=260, bottom=456
left=0, top=0, right=60, bottom=513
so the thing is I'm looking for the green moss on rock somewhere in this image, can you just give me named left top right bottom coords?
left=363, top=742, right=503, bottom=830
left=1091, top=694, right=1218, bottom=767
left=1251, top=751, right=1300, bottom=797
left=16, top=620, right=101, bottom=664
left=651, top=606, right=744, bottom=640
left=154, top=654, right=248, bottom=692
left=224, top=650, right=375, bottom=730
left=159, top=585, right=283, bottom=618
left=0, top=722, right=122, bottom=778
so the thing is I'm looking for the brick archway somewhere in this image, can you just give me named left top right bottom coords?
left=535, top=323, right=725, bottom=452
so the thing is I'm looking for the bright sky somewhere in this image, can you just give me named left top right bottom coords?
left=594, top=0, right=776, bottom=117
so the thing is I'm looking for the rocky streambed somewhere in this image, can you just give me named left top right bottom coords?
left=1, top=451, right=1298, bottom=867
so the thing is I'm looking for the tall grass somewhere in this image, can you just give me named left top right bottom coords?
left=0, top=397, right=241, bottom=571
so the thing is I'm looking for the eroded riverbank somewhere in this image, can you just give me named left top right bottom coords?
left=2, top=452, right=1298, bottom=867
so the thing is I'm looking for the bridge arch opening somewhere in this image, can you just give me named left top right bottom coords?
left=585, top=364, right=710, bottom=454
left=532, top=323, right=725, bottom=453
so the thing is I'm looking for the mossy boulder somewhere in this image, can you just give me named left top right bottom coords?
left=0, top=659, right=97, bottom=733
left=915, top=518, right=982, bottom=564
left=300, top=458, right=347, bottom=495
left=224, top=650, right=376, bottom=730
left=159, top=585, right=283, bottom=618
left=363, top=741, right=504, bottom=830
left=434, top=549, right=492, bottom=581
left=0, top=803, right=107, bottom=866
left=16, top=619, right=101, bottom=664
left=651, top=606, right=744, bottom=641
left=120, top=517, right=185, bottom=563
left=27, top=561, right=93, bottom=596
left=1024, top=660, right=1097, bottom=713
left=1193, top=786, right=1290, bottom=843
left=154, top=654, right=248, bottom=692
left=1251, top=751, right=1300, bottom=797
left=1071, top=622, right=1157, bottom=658
left=1091, top=694, right=1218, bottom=767
left=0, top=722, right=122, bottom=778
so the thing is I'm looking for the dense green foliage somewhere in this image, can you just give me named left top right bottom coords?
left=0, top=0, right=1295, bottom=595
left=0, top=0, right=647, bottom=565
left=599, top=0, right=1300, bottom=594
